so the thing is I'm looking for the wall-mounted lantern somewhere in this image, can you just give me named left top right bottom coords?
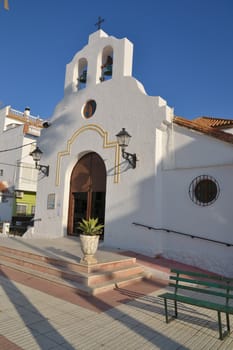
left=116, top=128, right=137, bottom=169
left=30, top=146, right=49, bottom=176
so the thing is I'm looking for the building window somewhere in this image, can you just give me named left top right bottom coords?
left=16, top=204, right=27, bottom=215
left=31, top=206, right=36, bottom=215
left=0, top=169, right=3, bottom=176
left=189, top=175, right=219, bottom=206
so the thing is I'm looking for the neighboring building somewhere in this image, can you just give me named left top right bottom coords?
left=0, top=106, right=43, bottom=230
left=30, top=29, right=233, bottom=277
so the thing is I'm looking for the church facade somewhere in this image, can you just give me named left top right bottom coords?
left=31, top=30, right=233, bottom=277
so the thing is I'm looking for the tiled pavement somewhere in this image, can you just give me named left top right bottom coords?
left=1, top=237, right=233, bottom=349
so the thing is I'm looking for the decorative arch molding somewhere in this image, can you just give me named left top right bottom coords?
left=55, top=124, right=120, bottom=186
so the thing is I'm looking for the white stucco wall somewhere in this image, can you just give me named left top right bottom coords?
left=33, top=75, right=172, bottom=237
left=159, top=124, right=233, bottom=276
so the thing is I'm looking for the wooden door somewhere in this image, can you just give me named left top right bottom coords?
left=67, top=153, right=106, bottom=235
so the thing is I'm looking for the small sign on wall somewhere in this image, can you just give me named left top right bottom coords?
left=47, top=193, right=55, bottom=209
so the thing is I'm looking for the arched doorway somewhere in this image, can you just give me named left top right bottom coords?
left=67, top=152, right=106, bottom=236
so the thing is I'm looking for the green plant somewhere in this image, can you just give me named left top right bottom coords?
left=78, top=217, right=104, bottom=236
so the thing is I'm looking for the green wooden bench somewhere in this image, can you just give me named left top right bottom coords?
left=158, top=268, right=233, bottom=340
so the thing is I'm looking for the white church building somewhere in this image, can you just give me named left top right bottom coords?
left=31, top=29, right=233, bottom=277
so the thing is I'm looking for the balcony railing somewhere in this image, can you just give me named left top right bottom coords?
left=8, top=108, right=43, bottom=127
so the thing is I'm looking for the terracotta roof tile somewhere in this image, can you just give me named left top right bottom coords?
left=173, top=116, right=233, bottom=145
left=193, top=116, right=233, bottom=129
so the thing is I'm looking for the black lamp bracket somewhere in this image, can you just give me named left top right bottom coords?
left=35, top=162, right=49, bottom=176
left=122, top=150, right=137, bottom=169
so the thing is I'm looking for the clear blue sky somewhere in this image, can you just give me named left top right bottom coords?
left=0, top=0, right=233, bottom=120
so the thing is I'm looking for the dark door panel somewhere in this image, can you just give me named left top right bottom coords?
left=68, top=153, right=106, bottom=236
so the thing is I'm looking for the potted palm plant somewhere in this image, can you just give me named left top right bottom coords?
left=78, top=218, right=104, bottom=265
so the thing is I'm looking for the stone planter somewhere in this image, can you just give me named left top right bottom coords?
left=79, top=234, right=100, bottom=265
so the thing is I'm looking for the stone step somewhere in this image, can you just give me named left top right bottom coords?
left=0, top=245, right=146, bottom=294
left=87, top=265, right=144, bottom=285
left=0, top=252, right=85, bottom=283
left=0, top=245, right=136, bottom=273
left=0, top=250, right=144, bottom=286
left=0, top=260, right=145, bottom=295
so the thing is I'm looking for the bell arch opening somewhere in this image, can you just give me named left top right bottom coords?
left=100, top=45, right=113, bottom=82
left=77, top=57, right=88, bottom=90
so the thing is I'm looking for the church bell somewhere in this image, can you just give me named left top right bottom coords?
left=78, top=70, right=87, bottom=83
left=103, top=65, right=112, bottom=76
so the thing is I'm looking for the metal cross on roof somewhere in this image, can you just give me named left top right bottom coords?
left=95, top=16, right=104, bottom=30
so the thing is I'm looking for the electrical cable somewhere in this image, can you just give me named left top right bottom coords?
left=0, top=142, right=36, bottom=153
left=0, top=162, right=35, bottom=169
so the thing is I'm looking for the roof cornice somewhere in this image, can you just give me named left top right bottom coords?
left=173, top=116, right=233, bottom=145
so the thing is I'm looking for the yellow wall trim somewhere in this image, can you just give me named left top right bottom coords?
left=55, top=124, right=120, bottom=186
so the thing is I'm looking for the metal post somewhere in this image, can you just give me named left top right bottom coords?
left=218, top=311, right=223, bottom=340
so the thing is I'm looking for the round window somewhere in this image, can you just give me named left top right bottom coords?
left=82, top=100, right=96, bottom=119
left=189, top=175, right=219, bottom=206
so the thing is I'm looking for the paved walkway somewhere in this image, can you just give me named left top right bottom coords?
left=1, top=236, right=233, bottom=349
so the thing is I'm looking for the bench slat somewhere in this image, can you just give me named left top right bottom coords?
left=168, top=282, right=233, bottom=299
left=170, top=275, right=233, bottom=291
left=158, top=292, right=233, bottom=314
left=171, top=269, right=233, bottom=283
